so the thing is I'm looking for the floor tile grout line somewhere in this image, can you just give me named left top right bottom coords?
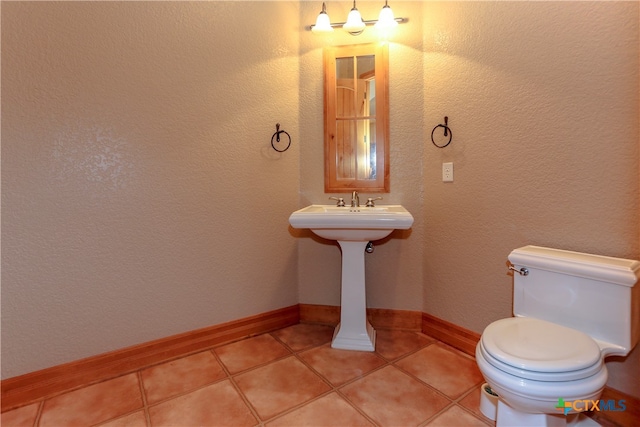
left=267, top=328, right=337, bottom=356
left=32, top=400, right=44, bottom=427
left=291, top=351, right=339, bottom=390
left=210, top=347, right=266, bottom=426
left=136, top=370, right=152, bottom=427
left=90, top=372, right=150, bottom=427
left=139, top=371, right=230, bottom=410
left=299, top=342, right=387, bottom=379
left=389, top=362, right=459, bottom=404
left=267, top=330, right=297, bottom=352
left=225, top=351, right=295, bottom=379
left=451, top=380, right=496, bottom=426
left=259, top=388, right=340, bottom=426
left=333, top=386, right=382, bottom=427
left=209, top=347, right=235, bottom=378
left=213, top=336, right=295, bottom=378
left=225, top=374, right=263, bottom=427
left=417, top=401, right=458, bottom=427
left=92, top=407, right=148, bottom=427
left=382, top=339, right=436, bottom=365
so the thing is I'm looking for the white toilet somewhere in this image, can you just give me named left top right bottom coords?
left=476, top=245, right=640, bottom=427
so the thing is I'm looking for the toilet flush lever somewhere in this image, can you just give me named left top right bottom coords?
left=509, top=266, right=529, bottom=276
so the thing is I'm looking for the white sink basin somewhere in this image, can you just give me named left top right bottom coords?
left=289, top=204, right=414, bottom=241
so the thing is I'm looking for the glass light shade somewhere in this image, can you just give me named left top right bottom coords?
left=343, top=8, right=365, bottom=35
left=312, top=11, right=333, bottom=32
left=375, top=4, right=398, bottom=30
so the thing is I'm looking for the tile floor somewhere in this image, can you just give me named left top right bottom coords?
left=1, top=323, right=494, bottom=427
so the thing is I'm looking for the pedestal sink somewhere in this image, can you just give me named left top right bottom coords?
left=289, top=204, right=414, bottom=351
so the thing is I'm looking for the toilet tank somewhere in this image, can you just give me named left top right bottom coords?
left=508, top=245, right=640, bottom=356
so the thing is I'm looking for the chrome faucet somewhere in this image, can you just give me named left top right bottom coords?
left=351, top=191, right=360, bottom=208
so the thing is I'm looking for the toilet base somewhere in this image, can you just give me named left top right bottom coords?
left=496, top=400, right=601, bottom=427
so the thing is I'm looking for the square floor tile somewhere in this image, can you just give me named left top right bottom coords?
left=141, top=351, right=227, bottom=403
left=148, top=379, right=257, bottom=426
left=39, top=373, right=143, bottom=427
left=271, top=323, right=335, bottom=352
left=375, top=330, right=433, bottom=361
left=341, top=365, right=451, bottom=426
left=299, top=343, right=386, bottom=386
left=215, top=334, right=291, bottom=374
left=235, top=356, right=331, bottom=421
left=266, top=392, right=374, bottom=427
left=396, top=343, right=484, bottom=399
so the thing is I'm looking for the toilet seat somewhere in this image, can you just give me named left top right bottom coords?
left=481, top=317, right=603, bottom=381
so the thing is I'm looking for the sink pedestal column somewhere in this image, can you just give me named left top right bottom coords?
left=331, top=240, right=375, bottom=351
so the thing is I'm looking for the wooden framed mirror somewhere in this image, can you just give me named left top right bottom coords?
left=323, top=43, right=389, bottom=193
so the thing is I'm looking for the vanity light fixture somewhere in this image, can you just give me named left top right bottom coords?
left=309, top=1, right=406, bottom=36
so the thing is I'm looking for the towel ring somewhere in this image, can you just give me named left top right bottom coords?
left=431, top=116, right=452, bottom=148
left=271, top=123, right=291, bottom=152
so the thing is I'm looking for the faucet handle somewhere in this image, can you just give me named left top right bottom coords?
left=365, top=197, right=383, bottom=207
left=329, top=197, right=346, bottom=207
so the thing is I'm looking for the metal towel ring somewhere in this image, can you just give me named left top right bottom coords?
left=271, top=123, right=291, bottom=152
left=431, top=116, right=452, bottom=148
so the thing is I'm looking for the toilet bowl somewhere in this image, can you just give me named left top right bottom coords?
left=476, top=318, right=608, bottom=425
left=476, top=246, right=640, bottom=427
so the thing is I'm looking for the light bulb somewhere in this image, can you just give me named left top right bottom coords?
left=312, top=2, right=333, bottom=33
left=375, top=1, right=398, bottom=30
left=343, top=1, right=365, bottom=35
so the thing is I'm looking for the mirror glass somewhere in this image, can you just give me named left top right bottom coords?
left=324, top=43, right=389, bottom=192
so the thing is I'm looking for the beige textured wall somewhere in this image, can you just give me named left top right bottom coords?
left=421, top=1, right=639, bottom=396
left=1, top=1, right=301, bottom=379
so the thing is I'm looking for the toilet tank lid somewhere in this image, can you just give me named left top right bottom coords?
left=508, top=246, right=640, bottom=287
